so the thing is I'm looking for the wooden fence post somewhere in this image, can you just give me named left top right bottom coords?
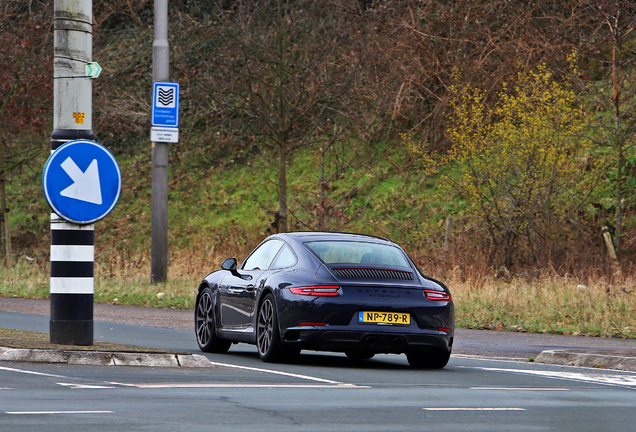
left=602, top=225, right=622, bottom=281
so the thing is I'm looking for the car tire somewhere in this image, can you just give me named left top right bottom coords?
left=406, top=349, right=451, bottom=369
left=195, top=287, right=232, bottom=353
left=257, top=293, right=298, bottom=363
left=345, top=350, right=375, bottom=360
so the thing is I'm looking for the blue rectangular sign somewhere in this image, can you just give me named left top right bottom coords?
left=152, top=82, right=180, bottom=127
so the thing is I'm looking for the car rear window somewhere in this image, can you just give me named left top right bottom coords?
left=304, top=241, right=410, bottom=268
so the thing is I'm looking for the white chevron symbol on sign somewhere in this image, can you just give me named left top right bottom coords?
left=59, top=157, right=103, bottom=205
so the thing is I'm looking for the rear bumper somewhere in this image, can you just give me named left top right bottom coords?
left=282, top=326, right=453, bottom=354
left=275, top=285, right=454, bottom=354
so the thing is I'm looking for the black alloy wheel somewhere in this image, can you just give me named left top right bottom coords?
left=195, top=287, right=232, bottom=353
left=257, top=293, right=298, bottom=362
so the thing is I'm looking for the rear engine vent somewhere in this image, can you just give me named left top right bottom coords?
left=333, top=268, right=414, bottom=280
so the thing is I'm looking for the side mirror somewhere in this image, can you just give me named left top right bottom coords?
left=221, top=258, right=238, bottom=272
left=221, top=257, right=251, bottom=280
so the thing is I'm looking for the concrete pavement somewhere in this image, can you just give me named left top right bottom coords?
left=0, top=345, right=212, bottom=367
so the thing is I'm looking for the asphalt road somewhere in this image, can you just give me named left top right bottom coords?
left=3, top=299, right=636, bottom=431
left=3, top=336, right=636, bottom=431
left=3, top=297, right=636, bottom=359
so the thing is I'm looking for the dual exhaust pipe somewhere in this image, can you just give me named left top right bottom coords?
left=363, top=335, right=405, bottom=348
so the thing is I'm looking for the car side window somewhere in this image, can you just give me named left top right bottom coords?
left=242, top=239, right=284, bottom=271
left=271, top=245, right=297, bottom=269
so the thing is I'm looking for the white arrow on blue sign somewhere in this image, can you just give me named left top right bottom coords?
left=151, top=81, right=180, bottom=127
left=43, top=140, right=121, bottom=225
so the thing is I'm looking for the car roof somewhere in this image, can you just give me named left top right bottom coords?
left=278, top=231, right=394, bottom=245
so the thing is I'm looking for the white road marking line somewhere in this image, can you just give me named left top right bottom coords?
left=105, top=381, right=138, bottom=387
left=453, top=354, right=528, bottom=362
left=124, top=383, right=365, bottom=389
left=207, top=361, right=345, bottom=384
left=467, top=366, right=636, bottom=388
left=1, top=358, right=362, bottom=389
left=0, top=365, right=67, bottom=378
left=423, top=408, right=525, bottom=411
left=470, top=387, right=569, bottom=391
left=103, top=380, right=367, bottom=389
left=57, top=383, right=118, bottom=389
left=6, top=411, right=113, bottom=415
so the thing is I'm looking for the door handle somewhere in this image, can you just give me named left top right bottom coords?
left=245, top=285, right=255, bottom=292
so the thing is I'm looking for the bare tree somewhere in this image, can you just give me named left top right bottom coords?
left=201, top=0, right=370, bottom=232
left=0, top=1, right=51, bottom=267
left=352, top=0, right=587, bottom=152
left=570, top=1, right=636, bottom=253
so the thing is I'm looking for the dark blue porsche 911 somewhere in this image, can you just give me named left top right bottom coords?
left=195, top=232, right=454, bottom=368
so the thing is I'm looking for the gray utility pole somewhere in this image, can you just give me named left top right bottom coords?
left=151, top=0, right=169, bottom=284
left=50, top=0, right=95, bottom=345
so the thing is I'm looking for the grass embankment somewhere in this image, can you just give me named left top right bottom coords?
left=451, top=275, right=635, bottom=338
left=3, top=133, right=635, bottom=339
left=3, top=259, right=635, bottom=339
left=0, top=328, right=170, bottom=353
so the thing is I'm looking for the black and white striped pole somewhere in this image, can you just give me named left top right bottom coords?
left=44, top=0, right=119, bottom=345
left=44, top=138, right=120, bottom=346
left=49, top=213, right=94, bottom=345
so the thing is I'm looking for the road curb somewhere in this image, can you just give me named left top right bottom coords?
left=535, top=350, right=636, bottom=372
left=0, top=346, right=212, bottom=368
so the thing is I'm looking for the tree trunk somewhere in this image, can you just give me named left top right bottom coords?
left=615, top=138, right=623, bottom=252
left=612, top=41, right=623, bottom=252
left=0, top=138, right=9, bottom=267
left=602, top=225, right=622, bottom=282
left=318, top=145, right=327, bottom=231
left=0, top=137, right=4, bottom=266
left=443, top=216, right=453, bottom=253
left=4, top=211, right=10, bottom=268
left=278, top=142, right=288, bottom=233
left=275, top=0, right=288, bottom=233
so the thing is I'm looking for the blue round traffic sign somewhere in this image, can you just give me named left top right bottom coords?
left=43, top=140, right=121, bottom=225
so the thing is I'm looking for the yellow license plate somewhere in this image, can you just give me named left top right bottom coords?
left=359, top=311, right=410, bottom=325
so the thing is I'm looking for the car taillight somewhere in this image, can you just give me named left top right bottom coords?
left=290, top=286, right=341, bottom=296
left=424, top=289, right=452, bottom=301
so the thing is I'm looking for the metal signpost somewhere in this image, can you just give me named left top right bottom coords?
left=48, top=0, right=115, bottom=345
left=150, top=0, right=177, bottom=284
left=43, top=140, right=121, bottom=345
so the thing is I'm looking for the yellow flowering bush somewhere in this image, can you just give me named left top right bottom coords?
left=413, top=65, right=598, bottom=266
